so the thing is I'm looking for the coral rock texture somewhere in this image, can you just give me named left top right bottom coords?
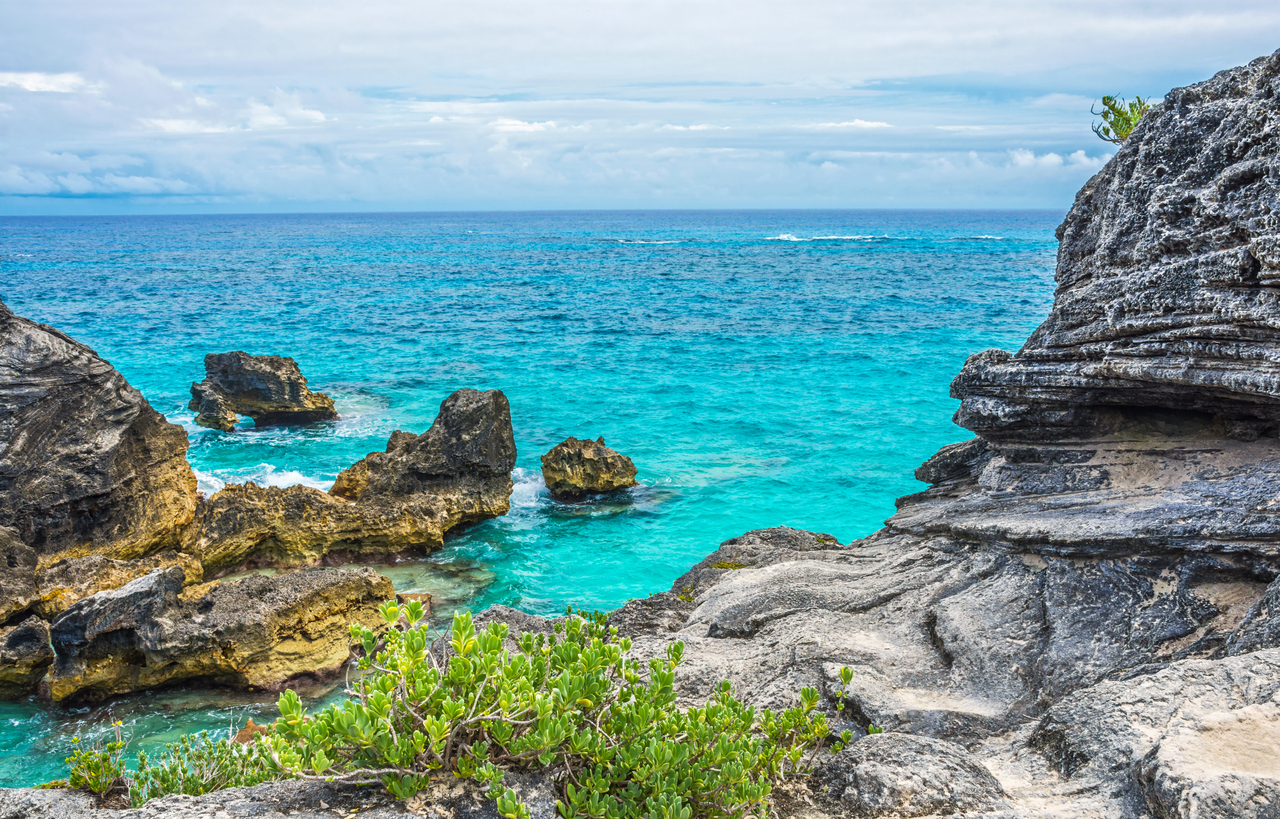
left=0, top=299, right=198, bottom=563
left=539, top=436, right=638, bottom=501
left=31, top=550, right=203, bottom=619
left=48, top=566, right=393, bottom=703
left=189, top=351, right=338, bottom=431
left=0, top=616, right=52, bottom=699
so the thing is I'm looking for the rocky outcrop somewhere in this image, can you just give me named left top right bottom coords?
left=48, top=566, right=393, bottom=703
left=0, top=616, right=52, bottom=699
left=0, top=300, right=198, bottom=563
left=602, top=51, right=1280, bottom=819
left=539, top=437, right=638, bottom=501
left=32, top=551, right=203, bottom=619
left=182, top=389, right=516, bottom=573
left=0, top=527, right=37, bottom=624
left=189, top=351, right=338, bottom=432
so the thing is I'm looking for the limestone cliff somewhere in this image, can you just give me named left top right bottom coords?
left=0, top=301, right=199, bottom=564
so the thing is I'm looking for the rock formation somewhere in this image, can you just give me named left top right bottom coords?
left=539, top=436, right=638, bottom=501
left=48, top=566, right=393, bottom=703
left=31, top=551, right=203, bottom=619
left=601, top=50, right=1280, bottom=818
left=0, top=617, right=52, bottom=699
left=183, top=389, right=516, bottom=573
left=0, top=300, right=198, bottom=563
left=190, top=351, right=338, bottom=432
left=0, top=527, right=36, bottom=624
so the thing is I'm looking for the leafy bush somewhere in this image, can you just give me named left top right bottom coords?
left=130, top=729, right=280, bottom=808
left=263, top=604, right=850, bottom=818
left=65, top=721, right=130, bottom=796
left=1092, top=95, right=1152, bottom=144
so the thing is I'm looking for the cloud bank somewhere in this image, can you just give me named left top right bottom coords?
left=1, top=0, right=1277, bottom=212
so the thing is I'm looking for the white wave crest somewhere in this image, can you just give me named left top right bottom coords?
left=616, top=239, right=681, bottom=245
left=765, top=234, right=889, bottom=242
left=196, top=463, right=333, bottom=494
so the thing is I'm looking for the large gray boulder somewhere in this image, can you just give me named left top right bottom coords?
left=190, top=351, right=338, bottom=432
left=0, top=300, right=198, bottom=562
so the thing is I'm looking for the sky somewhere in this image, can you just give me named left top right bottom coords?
left=1, top=1, right=1278, bottom=214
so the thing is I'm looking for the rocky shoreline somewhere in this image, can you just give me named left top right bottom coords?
left=3, top=47, right=1280, bottom=819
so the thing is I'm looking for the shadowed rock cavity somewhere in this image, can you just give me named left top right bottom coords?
left=0, top=300, right=199, bottom=564
left=190, top=351, right=339, bottom=431
left=539, top=436, right=638, bottom=501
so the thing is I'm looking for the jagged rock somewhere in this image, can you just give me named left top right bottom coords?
left=182, top=483, right=452, bottom=573
left=539, top=436, right=638, bottom=501
left=818, top=733, right=1007, bottom=817
left=32, top=550, right=203, bottom=619
left=182, top=389, right=515, bottom=573
left=0, top=616, right=52, bottom=699
left=331, top=389, right=516, bottom=511
left=189, top=351, right=338, bottom=431
left=0, top=299, right=198, bottom=563
left=48, top=566, right=393, bottom=703
left=0, top=527, right=36, bottom=623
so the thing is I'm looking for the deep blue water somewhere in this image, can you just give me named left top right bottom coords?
left=0, top=209, right=1059, bottom=785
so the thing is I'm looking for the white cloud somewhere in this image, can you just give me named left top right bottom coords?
left=0, top=72, right=93, bottom=93
left=492, top=118, right=555, bottom=132
left=806, top=120, right=892, bottom=129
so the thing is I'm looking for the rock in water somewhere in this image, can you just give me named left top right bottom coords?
left=183, top=389, right=515, bottom=573
left=0, top=299, right=198, bottom=563
left=539, top=436, right=638, bottom=501
left=604, top=50, right=1280, bottom=819
left=330, top=388, right=516, bottom=520
left=189, top=351, right=338, bottom=431
left=48, top=566, right=393, bottom=703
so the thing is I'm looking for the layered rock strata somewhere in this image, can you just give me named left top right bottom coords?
left=603, top=50, right=1280, bottom=818
left=31, top=551, right=203, bottom=619
left=0, top=617, right=52, bottom=699
left=539, top=436, right=638, bottom=501
left=190, top=351, right=338, bottom=432
left=0, top=300, right=198, bottom=562
left=48, top=566, right=393, bottom=703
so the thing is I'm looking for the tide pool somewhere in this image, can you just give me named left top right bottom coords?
left=0, top=209, right=1059, bottom=785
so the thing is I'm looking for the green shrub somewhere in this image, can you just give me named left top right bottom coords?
left=130, top=730, right=280, bottom=807
left=262, top=604, right=849, bottom=818
left=65, top=720, right=130, bottom=796
left=1092, top=95, right=1152, bottom=144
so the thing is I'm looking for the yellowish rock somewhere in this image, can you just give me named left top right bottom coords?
left=33, top=551, right=203, bottom=619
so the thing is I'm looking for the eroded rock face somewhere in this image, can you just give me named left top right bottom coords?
left=0, top=527, right=37, bottom=624
left=539, top=437, right=638, bottom=501
left=48, top=566, right=393, bottom=703
left=32, top=551, right=203, bottom=619
left=190, top=351, right=338, bottom=431
left=0, top=616, right=52, bottom=699
left=0, top=300, right=198, bottom=563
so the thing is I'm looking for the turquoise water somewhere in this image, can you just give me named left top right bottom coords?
left=0, top=209, right=1059, bottom=785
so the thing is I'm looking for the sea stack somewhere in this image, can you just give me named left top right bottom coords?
left=190, top=351, right=338, bottom=431
left=540, top=436, right=639, bottom=501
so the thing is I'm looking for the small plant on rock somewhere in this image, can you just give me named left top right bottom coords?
left=65, top=721, right=130, bottom=798
left=1092, top=95, right=1152, bottom=144
left=262, top=603, right=840, bottom=818
left=130, top=729, right=280, bottom=807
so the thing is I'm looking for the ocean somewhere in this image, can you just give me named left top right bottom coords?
left=0, top=209, right=1058, bottom=786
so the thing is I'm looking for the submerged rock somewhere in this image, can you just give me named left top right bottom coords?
left=48, top=566, right=393, bottom=703
left=189, top=351, right=338, bottom=431
left=539, top=436, right=638, bottom=501
left=0, top=616, right=52, bottom=699
left=0, top=299, right=198, bottom=563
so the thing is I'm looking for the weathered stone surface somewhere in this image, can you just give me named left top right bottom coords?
left=539, top=436, right=638, bottom=501
left=189, top=351, right=338, bottom=432
left=182, top=483, right=452, bottom=573
left=0, top=299, right=198, bottom=563
left=0, top=527, right=36, bottom=624
left=32, top=550, right=203, bottom=619
left=0, top=616, right=52, bottom=699
left=48, top=566, right=393, bottom=703
left=819, top=733, right=1007, bottom=817
left=331, top=389, right=515, bottom=513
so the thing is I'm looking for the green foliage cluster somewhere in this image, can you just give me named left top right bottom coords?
left=64, top=720, right=279, bottom=807
left=261, top=603, right=848, bottom=818
left=131, top=730, right=279, bottom=807
left=710, top=560, right=752, bottom=570
left=1092, top=95, right=1153, bottom=144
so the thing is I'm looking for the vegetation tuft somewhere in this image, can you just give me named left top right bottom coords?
left=1092, top=95, right=1152, bottom=144
left=68, top=605, right=865, bottom=817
